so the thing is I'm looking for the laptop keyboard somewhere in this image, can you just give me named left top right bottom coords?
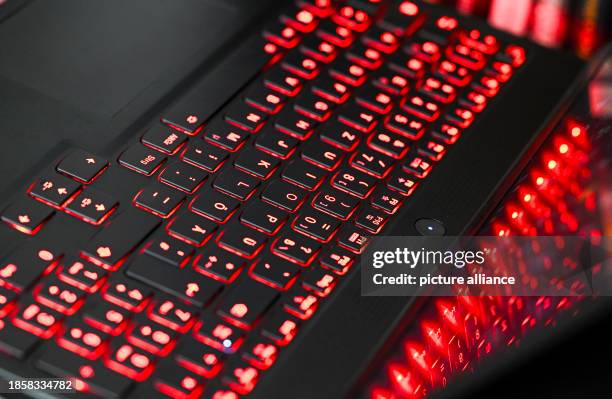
left=0, top=0, right=527, bottom=397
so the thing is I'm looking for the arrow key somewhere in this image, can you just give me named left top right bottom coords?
left=29, top=174, right=81, bottom=208
left=57, top=149, right=108, bottom=184
left=1, top=197, right=55, bottom=235
left=65, top=188, right=118, bottom=225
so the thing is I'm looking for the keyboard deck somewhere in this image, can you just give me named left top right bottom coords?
left=0, top=0, right=540, bottom=398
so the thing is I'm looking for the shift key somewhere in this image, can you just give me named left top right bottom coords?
left=82, top=209, right=160, bottom=270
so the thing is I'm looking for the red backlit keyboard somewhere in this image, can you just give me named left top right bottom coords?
left=0, top=0, right=541, bottom=398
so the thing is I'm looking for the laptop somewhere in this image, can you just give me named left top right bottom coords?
left=0, top=0, right=588, bottom=398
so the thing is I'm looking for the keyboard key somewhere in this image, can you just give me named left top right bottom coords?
left=217, top=223, right=267, bottom=259
left=127, top=258, right=221, bottom=307
left=224, top=102, right=267, bottom=132
left=126, top=316, right=176, bottom=355
left=0, top=322, right=39, bottom=358
left=222, top=361, right=259, bottom=394
left=193, top=243, right=245, bottom=283
left=319, top=246, right=355, bottom=275
left=361, top=26, right=399, bottom=53
left=245, top=83, right=286, bottom=114
left=367, top=130, right=410, bottom=159
left=57, top=320, right=109, bottom=358
left=240, top=201, right=288, bottom=235
left=242, top=339, right=278, bottom=370
left=302, top=268, right=337, bottom=297
left=371, top=186, right=404, bottom=214
left=337, top=225, right=370, bottom=253
left=194, top=318, right=244, bottom=354
left=0, top=287, right=17, bottom=316
left=379, top=1, right=424, bottom=36
left=57, top=257, right=106, bottom=293
left=261, top=180, right=307, bottom=212
left=57, top=149, right=108, bottom=184
left=319, top=120, right=361, bottom=151
left=0, top=245, right=59, bottom=292
left=144, top=234, right=194, bottom=267
left=355, top=83, right=394, bottom=113
left=249, top=254, right=301, bottom=290
left=292, top=208, right=340, bottom=242
left=338, top=104, right=378, bottom=132
left=371, top=67, right=410, bottom=96
left=299, top=35, right=336, bottom=63
left=264, top=65, right=303, bottom=96
left=142, top=124, right=188, bottom=155
left=445, top=105, right=475, bottom=128
left=384, top=111, right=425, bottom=139
left=387, top=168, right=419, bottom=195
left=274, top=109, right=317, bottom=140
left=105, top=340, right=155, bottom=380
left=404, top=38, right=442, bottom=63
left=153, top=361, right=204, bottom=398
left=234, top=148, right=281, bottom=179
left=316, top=20, right=354, bottom=47
left=294, top=91, right=333, bottom=121
left=436, top=59, right=471, bottom=87
left=349, top=148, right=394, bottom=178
left=118, top=144, right=166, bottom=176
left=261, top=312, right=299, bottom=346
left=280, top=7, right=318, bottom=33
left=281, top=159, right=327, bottom=191
left=134, top=183, right=185, bottom=218
left=82, top=298, right=130, bottom=335
left=36, top=345, right=133, bottom=398
left=102, top=277, right=152, bottom=312
left=213, top=168, right=260, bottom=201
left=355, top=206, right=388, bottom=233
left=159, top=162, right=207, bottom=194
left=282, top=286, right=319, bottom=320
left=190, top=189, right=240, bottom=223
left=331, top=167, right=377, bottom=198
left=402, top=94, right=441, bottom=121
left=13, top=301, right=63, bottom=338
left=346, top=42, right=383, bottom=69
left=328, top=59, right=367, bottom=86
left=403, top=154, right=433, bottom=178
left=312, top=188, right=359, bottom=220
left=300, top=140, right=344, bottom=170
left=35, top=278, right=86, bottom=315
left=418, top=140, right=446, bottom=161
left=82, top=208, right=160, bottom=269
left=204, top=121, right=250, bottom=152
left=149, top=297, right=196, bottom=332
left=181, top=142, right=228, bottom=173
left=175, top=336, right=225, bottom=377
left=332, top=5, right=371, bottom=32
left=255, top=128, right=299, bottom=159
left=65, top=188, right=117, bottom=225
left=311, top=75, right=350, bottom=103
left=388, top=54, right=426, bottom=79
left=281, top=51, right=320, bottom=79
left=29, top=174, right=81, bottom=208
left=271, top=231, right=320, bottom=265
left=167, top=212, right=217, bottom=246
left=1, top=198, right=54, bottom=235
left=217, top=279, right=279, bottom=329
left=419, top=76, right=456, bottom=104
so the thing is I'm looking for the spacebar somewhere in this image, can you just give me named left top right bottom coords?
left=162, top=34, right=273, bottom=133
left=81, top=208, right=160, bottom=269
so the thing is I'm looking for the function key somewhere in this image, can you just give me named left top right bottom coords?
left=213, top=168, right=260, bottom=201
left=181, top=142, right=228, bottom=173
left=371, top=186, right=404, bottom=214
left=245, top=84, right=286, bottom=114
left=118, top=143, right=166, bottom=176
left=29, top=174, right=81, bottom=208
left=261, top=179, right=307, bottom=212
left=402, top=154, right=433, bottom=178
left=216, top=279, right=279, bottom=329
left=354, top=206, right=389, bottom=233
left=65, top=188, right=117, bottom=225
left=57, top=149, right=108, bottom=184
left=159, top=162, right=207, bottom=194
left=166, top=212, right=217, bottom=247
left=1, top=198, right=54, bottom=235
left=134, top=183, right=185, bottom=218
left=204, top=121, right=249, bottom=152
left=190, top=189, right=240, bottom=223
left=141, top=124, right=188, bottom=155
left=337, top=225, right=370, bottom=253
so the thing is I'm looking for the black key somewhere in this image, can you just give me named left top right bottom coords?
left=388, top=53, right=426, bottom=80
left=281, top=50, right=320, bottom=79
left=35, top=277, right=86, bottom=315
left=292, top=208, right=340, bottom=242
left=174, top=336, right=226, bottom=377
left=224, top=102, right=267, bottom=132
left=82, top=208, right=161, bottom=269
left=0, top=286, right=17, bottom=315
left=301, top=268, right=337, bottom=297
left=387, top=168, right=419, bottom=195
left=261, top=180, right=307, bottom=212
left=194, top=317, right=244, bottom=354
left=0, top=322, right=39, bottom=358
left=355, top=83, right=394, bottom=113
left=379, top=2, right=424, bottom=36
left=262, top=20, right=301, bottom=48
left=350, top=148, right=394, bottom=178
left=332, top=4, right=371, bottom=32
left=338, top=104, right=378, bottom=133
left=431, top=122, right=461, bottom=145
left=13, top=300, right=63, bottom=338
left=234, top=148, right=280, bottom=179
left=418, top=139, right=446, bottom=161
left=142, top=124, right=188, bottom=154
left=125, top=315, right=176, bottom=355
left=65, top=188, right=117, bottom=225
left=249, top=254, right=301, bottom=290
left=167, top=212, right=217, bottom=246
left=294, top=91, right=333, bottom=121
left=346, top=42, right=383, bottom=69
left=217, top=222, right=267, bottom=259
left=355, top=206, right=389, bottom=233
left=0, top=245, right=59, bottom=292
left=134, top=183, right=185, bottom=218
left=274, top=109, right=317, bottom=140
left=213, top=168, right=260, bottom=200
left=29, top=174, right=81, bottom=208
left=105, top=339, right=155, bottom=380
left=385, top=111, right=425, bottom=139
left=261, top=312, right=300, bottom=346
left=245, top=83, right=286, bottom=114
left=371, top=66, right=410, bottom=96
left=337, top=225, right=370, bottom=253
left=403, top=153, right=433, bottom=178
left=271, top=231, right=320, bottom=265
left=1, top=198, right=54, bottom=235
left=281, top=159, right=327, bottom=191
left=254, top=128, right=299, bottom=159
left=240, top=201, right=288, bottom=235
left=161, top=111, right=204, bottom=136
left=181, top=142, right=228, bottom=173
left=445, top=104, right=475, bottom=128
left=371, top=186, right=404, bottom=214
left=128, top=257, right=221, bottom=307
left=36, top=345, right=133, bottom=398
left=367, top=130, right=410, bottom=159
left=204, top=120, right=249, bottom=152
left=153, top=360, right=204, bottom=398
left=319, top=120, right=361, bottom=151
left=280, top=6, right=318, bottom=33
left=102, top=276, right=152, bottom=312
left=282, top=286, right=319, bottom=320
left=319, top=246, right=355, bottom=275
left=331, top=167, right=377, bottom=198
left=57, top=149, right=108, bottom=184
left=316, top=20, right=354, bottom=47
left=311, top=75, right=350, bottom=103
left=57, top=320, right=109, bottom=358
left=241, top=338, right=279, bottom=370
left=118, top=143, right=166, bottom=176
left=361, top=26, right=399, bottom=53
left=82, top=298, right=130, bottom=335
left=263, top=65, right=302, bottom=96
left=217, top=279, right=279, bottom=329
left=402, top=94, right=441, bottom=121
left=193, top=243, right=245, bottom=283
left=190, top=189, right=240, bottom=223
left=300, top=140, right=343, bottom=170
left=58, top=257, right=106, bottom=293
left=420, top=76, right=457, bottom=104
left=419, top=15, right=459, bottom=45
left=299, top=35, right=336, bottom=63
left=312, top=188, right=359, bottom=220
left=435, top=60, right=472, bottom=87
left=328, top=58, right=367, bottom=86
left=144, top=234, right=194, bottom=267
left=159, top=162, right=207, bottom=193
left=149, top=297, right=196, bottom=332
